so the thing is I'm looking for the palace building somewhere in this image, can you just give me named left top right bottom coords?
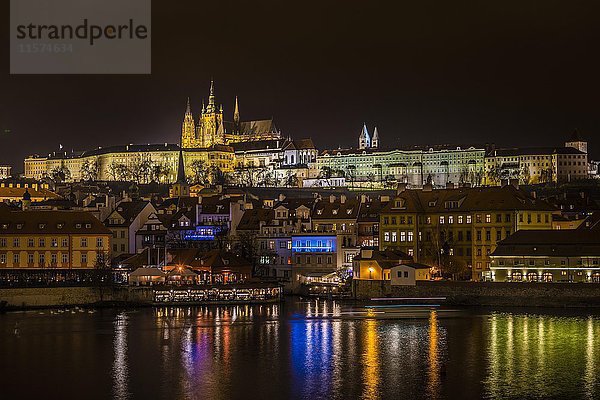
left=315, top=126, right=486, bottom=189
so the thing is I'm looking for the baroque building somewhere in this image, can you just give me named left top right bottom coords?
left=181, top=80, right=281, bottom=148
left=316, top=127, right=486, bottom=188
left=378, top=185, right=555, bottom=281
left=484, top=132, right=589, bottom=185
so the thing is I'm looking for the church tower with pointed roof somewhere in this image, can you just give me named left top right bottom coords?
left=371, top=127, right=380, bottom=148
left=358, top=123, right=371, bottom=149
left=171, top=149, right=190, bottom=198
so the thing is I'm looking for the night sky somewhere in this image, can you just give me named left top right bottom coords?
left=2, top=0, right=600, bottom=172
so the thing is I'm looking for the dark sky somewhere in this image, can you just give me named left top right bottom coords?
left=2, top=0, right=600, bottom=172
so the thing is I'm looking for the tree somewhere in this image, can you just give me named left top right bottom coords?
left=129, top=154, right=153, bottom=184
left=50, top=165, right=71, bottom=183
left=345, top=166, right=356, bottom=189
left=235, top=231, right=266, bottom=277
left=210, top=166, right=230, bottom=186
left=93, top=250, right=113, bottom=301
left=189, top=160, right=209, bottom=184
left=486, top=164, right=501, bottom=186
left=519, top=165, right=531, bottom=185
left=285, top=171, right=299, bottom=188
left=540, top=167, right=555, bottom=184
left=151, top=163, right=171, bottom=183
left=80, top=159, right=98, bottom=181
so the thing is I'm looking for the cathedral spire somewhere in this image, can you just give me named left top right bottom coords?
left=234, top=96, right=240, bottom=125
left=185, top=97, right=191, bottom=115
left=358, top=123, right=371, bottom=149
left=207, top=79, right=216, bottom=113
left=176, top=149, right=186, bottom=184
left=372, top=126, right=379, bottom=148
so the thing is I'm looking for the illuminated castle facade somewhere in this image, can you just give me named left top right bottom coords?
left=182, top=80, right=281, bottom=148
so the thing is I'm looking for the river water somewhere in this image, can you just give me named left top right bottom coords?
left=1, top=300, right=599, bottom=400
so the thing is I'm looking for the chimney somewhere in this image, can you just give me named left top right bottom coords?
left=340, top=194, right=346, bottom=204
left=423, top=183, right=433, bottom=192
left=396, top=182, right=407, bottom=195
left=531, top=191, right=537, bottom=199
left=329, top=194, right=336, bottom=203
left=446, top=182, right=455, bottom=189
left=509, top=179, right=519, bottom=189
left=360, top=194, right=367, bottom=203
left=500, top=178, right=509, bottom=188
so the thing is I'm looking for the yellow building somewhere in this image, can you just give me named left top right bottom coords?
left=0, top=209, right=112, bottom=269
left=24, top=144, right=234, bottom=184
left=379, top=185, right=556, bottom=280
left=485, top=144, right=588, bottom=185
left=352, top=249, right=413, bottom=280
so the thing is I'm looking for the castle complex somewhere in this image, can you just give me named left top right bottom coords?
left=21, top=81, right=591, bottom=189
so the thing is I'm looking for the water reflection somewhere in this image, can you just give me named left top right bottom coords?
left=3, top=302, right=600, bottom=400
left=362, top=319, right=380, bottom=400
left=484, top=312, right=600, bottom=400
left=112, top=311, right=129, bottom=400
left=427, top=310, right=440, bottom=400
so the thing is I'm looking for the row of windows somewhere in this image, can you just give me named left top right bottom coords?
left=499, top=259, right=600, bottom=266
left=295, top=255, right=333, bottom=265
left=0, top=252, right=93, bottom=265
left=384, top=213, right=515, bottom=225
left=383, top=231, right=414, bottom=243
left=0, top=237, right=104, bottom=248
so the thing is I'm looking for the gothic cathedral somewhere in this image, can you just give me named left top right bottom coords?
left=181, top=80, right=280, bottom=149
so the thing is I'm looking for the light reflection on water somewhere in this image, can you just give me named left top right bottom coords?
left=484, top=312, right=600, bottom=400
left=1, top=301, right=599, bottom=400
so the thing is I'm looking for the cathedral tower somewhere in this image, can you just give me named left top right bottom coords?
left=371, top=126, right=379, bottom=148
left=198, top=79, right=224, bottom=147
left=358, top=123, right=371, bottom=149
left=181, top=98, right=197, bottom=148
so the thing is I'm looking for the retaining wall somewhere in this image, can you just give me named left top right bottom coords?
left=0, top=286, right=153, bottom=309
left=352, top=280, right=600, bottom=307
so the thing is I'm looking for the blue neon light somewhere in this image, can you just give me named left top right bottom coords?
left=291, top=236, right=337, bottom=252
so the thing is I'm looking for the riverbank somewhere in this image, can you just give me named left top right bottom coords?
left=4, top=281, right=600, bottom=310
left=352, top=280, right=600, bottom=307
left=0, top=284, right=281, bottom=310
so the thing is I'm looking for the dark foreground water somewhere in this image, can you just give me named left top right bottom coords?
left=1, top=300, right=600, bottom=400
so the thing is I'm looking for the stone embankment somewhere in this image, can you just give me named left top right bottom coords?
left=352, top=280, right=600, bottom=307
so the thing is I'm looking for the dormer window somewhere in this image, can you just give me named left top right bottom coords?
left=1, top=224, right=8, bottom=229
left=85, top=223, right=92, bottom=229
left=57, top=223, right=64, bottom=229
left=346, top=209, right=353, bottom=214
left=317, top=209, right=323, bottom=215
left=428, top=201, right=436, bottom=207
left=39, top=223, right=45, bottom=229
left=332, top=209, right=338, bottom=215
left=16, top=224, right=23, bottom=229
left=76, top=223, right=82, bottom=228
